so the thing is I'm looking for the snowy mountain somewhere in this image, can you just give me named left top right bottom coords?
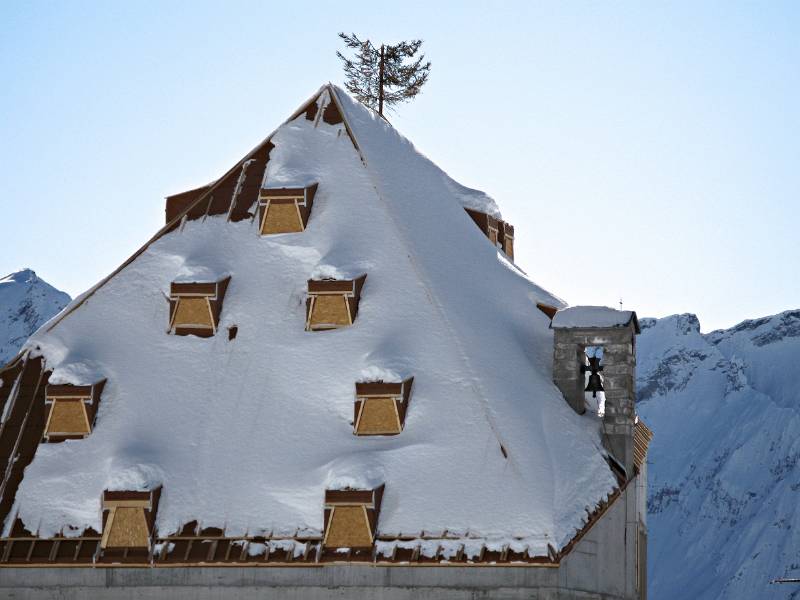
left=637, top=310, right=800, bottom=600
left=0, top=269, right=70, bottom=364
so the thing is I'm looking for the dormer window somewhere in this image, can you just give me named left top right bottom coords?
left=44, top=381, right=105, bottom=442
left=100, top=488, right=161, bottom=558
left=354, top=378, right=413, bottom=436
left=258, top=183, right=318, bottom=234
left=168, top=278, right=230, bottom=337
left=465, top=208, right=500, bottom=246
left=323, top=486, right=384, bottom=549
left=465, top=208, right=516, bottom=259
left=305, top=275, right=367, bottom=331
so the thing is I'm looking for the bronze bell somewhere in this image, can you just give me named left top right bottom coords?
left=581, top=356, right=604, bottom=398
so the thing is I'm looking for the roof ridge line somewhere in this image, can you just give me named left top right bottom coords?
left=327, top=86, right=518, bottom=474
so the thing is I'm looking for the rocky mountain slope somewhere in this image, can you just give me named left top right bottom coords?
left=637, top=310, right=800, bottom=600
left=0, top=269, right=70, bottom=364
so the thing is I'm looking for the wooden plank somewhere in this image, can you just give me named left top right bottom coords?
left=355, top=382, right=403, bottom=397
left=1, top=540, right=12, bottom=563
left=0, top=359, right=47, bottom=527
left=229, top=143, right=272, bottom=222
left=45, top=384, right=93, bottom=398
left=103, top=490, right=153, bottom=505
left=258, top=188, right=306, bottom=199
left=307, top=280, right=356, bottom=294
left=170, top=282, right=218, bottom=297
left=48, top=540, right=60, bottom=562
left=324, top=489, right=375, bottom=506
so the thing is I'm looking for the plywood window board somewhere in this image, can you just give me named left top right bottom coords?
left=43, top=381, right=105, bottom=442
left=305, top=275, right=367, bottom=331
left=258, top=183, right=318, bottom=235
left=169, top=277, right=230, bottom=337
left=354, top=378, right=414, bottom=436
left=101, top=488, right=161, bottom=551
left=323, top=485, right=384, bottom=550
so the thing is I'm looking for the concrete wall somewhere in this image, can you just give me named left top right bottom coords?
left=560, top=476, right=643, bottom=600
left=0, top=481, right=644, bottom=600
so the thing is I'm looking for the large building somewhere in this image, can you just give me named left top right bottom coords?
left=0, top=84, right=650, bottom=599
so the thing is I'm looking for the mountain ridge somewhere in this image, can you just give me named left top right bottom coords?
left=637, top=308, right=800, bottom=600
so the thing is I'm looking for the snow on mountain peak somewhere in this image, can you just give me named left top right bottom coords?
left=1, top=268, right=38, bottom=285
left=707, top=309, right=800, bottom=348
left=0, top=269, right=70, bottom=364
left=639, top=313, right=700, bottom=336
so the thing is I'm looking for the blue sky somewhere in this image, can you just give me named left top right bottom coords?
left=1, top=1, right=797, bottom=331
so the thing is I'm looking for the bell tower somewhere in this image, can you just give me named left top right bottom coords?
left=550, top=306, right=640, bottom=478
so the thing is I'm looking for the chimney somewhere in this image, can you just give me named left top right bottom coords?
left=550, top=306, right=640, bottom=478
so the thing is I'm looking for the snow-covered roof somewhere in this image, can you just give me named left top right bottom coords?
left=6, top=85, right=617, bottom=555
left=551, top=306, right=640, bottom=332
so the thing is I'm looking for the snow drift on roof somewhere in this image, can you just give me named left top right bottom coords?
left=443, top=178, right=502, bottom=219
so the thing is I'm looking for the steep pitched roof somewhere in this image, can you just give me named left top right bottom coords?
left=4, top=85, right=616, bottom=556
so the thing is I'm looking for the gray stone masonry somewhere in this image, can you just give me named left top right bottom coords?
left=551, top=318, right=639, bottom=478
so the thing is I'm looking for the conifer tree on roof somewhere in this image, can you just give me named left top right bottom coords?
left=336, top=32, right=431, bottom=116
